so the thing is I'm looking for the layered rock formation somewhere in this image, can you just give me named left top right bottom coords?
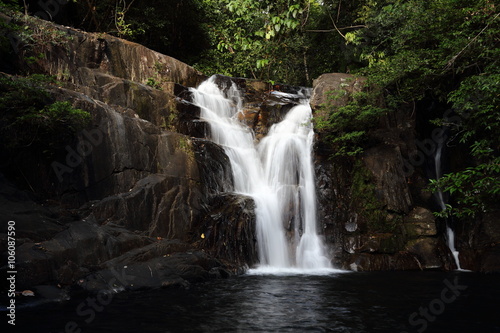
left=311, top=73, right=500, bottom=272
left=0, top=13, right=306, bottom=297
left=0, top=13, right=231, bottom=293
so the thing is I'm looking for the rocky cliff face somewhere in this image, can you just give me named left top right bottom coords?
left=0, top=13, right=309, bottom=297
left=311, top=73, right=500, bottom=272
left=0, top=13, right=236, bottom=294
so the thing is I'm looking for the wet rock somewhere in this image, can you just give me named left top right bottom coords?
left=193, top=139, right=234, bottom=195
left=0, top=175, right=66, bottom=242
left=463, top=211, right=500, bottom=272
left=176, top=99, right=209, bottom=138
left=8, top=212, right=232, bottom=293
left=80, top=242, right=226, bottom=292
left=363, top=145, right=413, bottom=214
left=344, top=233, right=405, bottom=255
left=33, top=285, right=69, bottom=301
left=312, top=74, right=446, bottom=271
left=404, top=238, right=448, bottom=270
left=91, top=173, right=204, bottom=240
left=346, top=252, right=422, bottom=271
left=10, top=15, right=204, bottom=88
left=195, top=193, right=258, bottom=268
left=404, top=207, right=437, bottom=238
left=11, top=219, right=149, bottom=288
left=478, top=245, right=500, bottom=273
left=238, top=106, right=260, bottom=129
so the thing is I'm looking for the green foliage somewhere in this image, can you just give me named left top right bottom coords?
left=447, top=74, right=500, bottom=148
left=429, top=158, right=500, bottom=218
left=194, top=0, right=317, bottom=84
left=114, top=10, right=137, bottom=38
left=0, top=11, right=75, bottom=73
left=0, top=0, right=21, bottom=11
left=0, top=75, right=90, bottom=156
left=145, top=77, right=161, bottom=89
left=18, top=101, right=90, bottom=132
left=429, top=73, right=500, bottom=218
left=342, top=0, right=499, bottom=217
left=0, top=74, right=50, bottom=113
left=27, top=73, right=57, bottom=83
left=348, top=0, right=499, bottom=101
left=315, top=88, right=386, bottom=157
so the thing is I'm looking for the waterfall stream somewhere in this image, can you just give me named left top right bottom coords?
left=191, top=76, right=335, bottom=274
left=434, top=134, right=462, bottom=270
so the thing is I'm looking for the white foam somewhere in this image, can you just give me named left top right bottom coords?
left=246, top=266, right=348, bottom=276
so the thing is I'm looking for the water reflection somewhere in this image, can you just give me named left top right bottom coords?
left=216, top=274, right=369, bottom=332
left=238, top=277, right=326, bottom=331
left=13, top=271, right=500, bottom=333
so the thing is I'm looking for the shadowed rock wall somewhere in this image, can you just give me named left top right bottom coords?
left=311, top=73, right=500, bottom=272
left=0, top=14, right=237, bottom=293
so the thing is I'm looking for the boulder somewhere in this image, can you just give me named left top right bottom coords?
left=6, top=14, right=205, bottom=88
left=404, top=237, right=449, bottom=270
left=195, top=193, right=258, bottom=268
left=363, top=145, right=413, bottom=214
left=310, top=73, right=366, bottom=122
left=459, top=211, right=500, bottom=272
left=80, top=240, right=229, bottom=292
left=404, top=207, right=437, bottom=238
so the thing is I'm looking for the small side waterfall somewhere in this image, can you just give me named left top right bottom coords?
left=191, top=76, right=335, bottom=273
left=433, top=134, right=462, bottom=270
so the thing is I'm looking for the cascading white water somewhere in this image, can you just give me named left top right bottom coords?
left=191, top=76, right=336, bottom=274
left=258, top=101, right=332, bottom=270
left=434, top=137, right=462, bottom=270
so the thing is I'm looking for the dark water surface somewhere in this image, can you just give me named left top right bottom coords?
left=12, top=271, right=500, bottom=332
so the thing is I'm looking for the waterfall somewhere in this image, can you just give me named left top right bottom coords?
left=191, top=76, right=335, bottom=274
left=433, top=134, right=462, bottom=270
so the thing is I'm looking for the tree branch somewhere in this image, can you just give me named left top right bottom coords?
left=328, top=12, right=345, bottom=39
left=443, top=11, right=500, bottom=72
left=305, top=25, right=367, bottom=32
left=336, top=0, right=342, bottom=23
